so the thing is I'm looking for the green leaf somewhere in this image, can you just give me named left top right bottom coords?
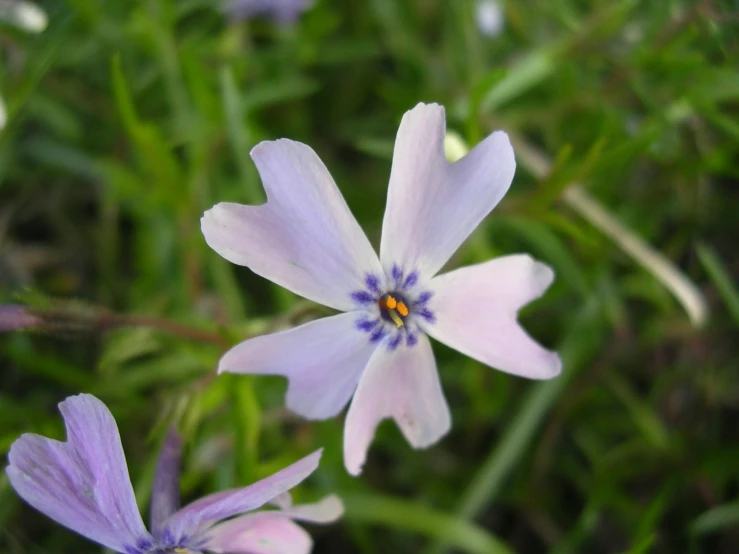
left=344, top=493, right=513, bottom=554
left=696, top=242, right=739, bottom=327
left=110, top=55, right=183, bottom=192
left=691, top=501, right=739, bottom=535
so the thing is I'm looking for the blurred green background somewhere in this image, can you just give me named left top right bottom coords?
left=1, top=0, right=738, bottom=552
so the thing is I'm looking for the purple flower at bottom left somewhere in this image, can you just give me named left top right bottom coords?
left=6, top=394, right=343, bottom=554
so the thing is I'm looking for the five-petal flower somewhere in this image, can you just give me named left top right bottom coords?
left=202, top=102, right=562, bottom=475
left=6, top=394, right=342, bottom=554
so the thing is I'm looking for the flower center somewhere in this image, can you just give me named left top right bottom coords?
left=378, top=292, right=410, bottom=328
left=351, top=268, right=436, bottom=350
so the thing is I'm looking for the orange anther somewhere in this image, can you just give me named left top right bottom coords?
left=386, top=296, right=397, bottom=309
left=397, top=302, right=409, bottom=317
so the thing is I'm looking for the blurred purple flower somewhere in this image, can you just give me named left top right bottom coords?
left=6, top=394, right=342, bottom=554
left=225, top=0, right=314, bottom=24
left=0, top=304, right=40, bottom=332
left=202, top=102, right=562, bottom=475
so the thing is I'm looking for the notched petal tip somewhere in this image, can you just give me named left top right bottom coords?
left=282, top=494, right=345, bottom=524
left=533, top=260, right=555, bottom=289
left=406, top=417, right=452, bottom=450
left=216, top=339, right=247, bottom=375
left=523, top=256, right=556, bottom=297
left=315, top=494, right=344, bottom=522
left=409, top=101, right=444, bottom=112
left=291, top=448, right=324, bottom=477
left=541, top=351, right=563, bottom=379
left=58, top=392, right=105, bottom=415
left=216, top=354, right=235, bottom=375
left=249, top=137, right=302, bottom=163
left=485, top=129, right=515, bottom=166
left=345, top=457, right=365, bottom=477
left=402, top=102, right=446, bottom=130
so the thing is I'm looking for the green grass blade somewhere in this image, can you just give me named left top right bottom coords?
left=344, top=493, right=513, bottom=554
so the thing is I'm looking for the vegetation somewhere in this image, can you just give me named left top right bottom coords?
left=1, top=0, right=737, bottom=552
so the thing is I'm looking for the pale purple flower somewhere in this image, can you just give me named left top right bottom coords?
left=0, top=0, right=47, bottom=33
left=225, top=0, right=313, bottom=24
left=0, top=304, right=40, bottom=332
left=202, top=103, right=562, bottom=475
left=476, top=0, right=505, bottom=38
left=6, top=394, right=343, bottom=554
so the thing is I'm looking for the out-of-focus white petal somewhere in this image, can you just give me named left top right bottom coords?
left=205, top=494, right=342, bottom=553
left=343, top=333, right=450, bottom=476
left=0, top=0, right=47, bottom=32
left=205, top=512, right=312, bottom=554
left=219, top=313, right=377, bottom=420
left=380, top=103, right=516, bottom=279
left=279, top=494, right=344, bottom=524
left=202, top=139, right=382, bottom=312
left=270, top=491, right=293, bottom=510
left=424, top=254, right=561, bottom=379
left=476, top=0, right=505, bottom=38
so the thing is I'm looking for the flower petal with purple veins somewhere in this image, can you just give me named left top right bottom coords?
left=6, top=394, right=153, bottom=553
left=150, top=429, right=182, bottom=539
left=161, top=449, right=323, bottom=545
left=423, top=254, right=562, bottom=379
left=218, top=313, right=378, bottom=420
left=201, top=139, right=383, bottom=312
left=379, top=103, right=516, bottom=279
left=343, top=333, right=451, bottom=475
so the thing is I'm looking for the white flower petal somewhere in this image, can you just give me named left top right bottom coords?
left=279, top=494, right=344, bottom=524
left=424, top=254, right=562, bottom=379
left=202, top=139, right=382, bottom=311
left=269, top=491, right=293, bottom=510
left=343, top=333, right=451, bottom=476
left=380, top=103, right=515, bottom=279
left=0, top=0, right=47, bottom=32
left=219, top=313, right=378, bottom=420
